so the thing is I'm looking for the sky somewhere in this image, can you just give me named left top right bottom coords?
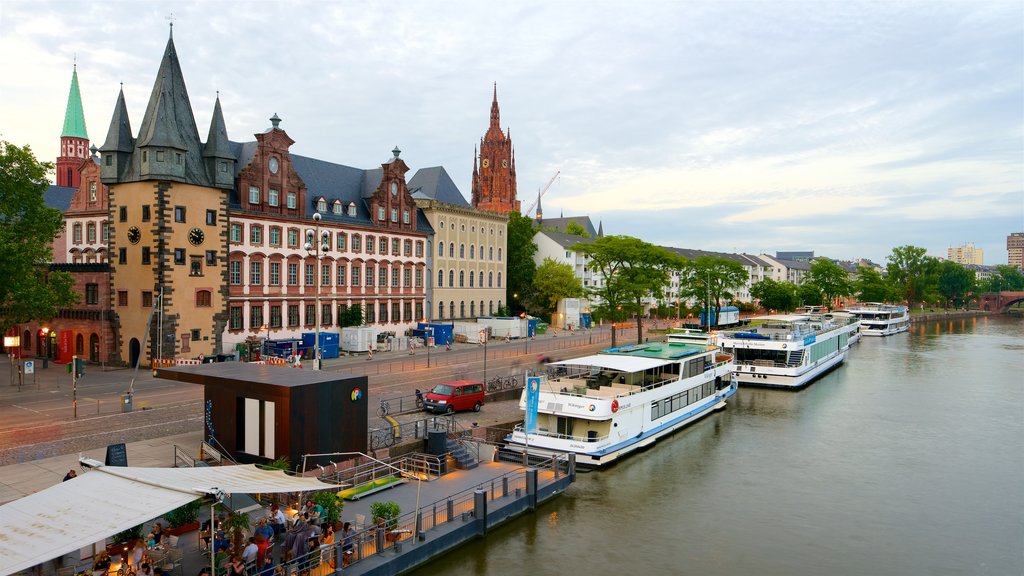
left=1, top=0, right=1021, bottom=265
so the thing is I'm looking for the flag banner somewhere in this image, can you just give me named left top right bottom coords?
left=525, top=375, right=542, bottom=434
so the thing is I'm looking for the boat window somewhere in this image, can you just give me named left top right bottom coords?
left=556, top=417, right=574, bottom=437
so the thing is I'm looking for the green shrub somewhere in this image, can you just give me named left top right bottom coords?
left=111, top=524, right=144, bottom=544
left=164, top=499, right=202, bottom=528
left=312, top=489, right=343, bottom=525
left=370, top=500, right=401, bottom=531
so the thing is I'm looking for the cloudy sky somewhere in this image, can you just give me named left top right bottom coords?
left=2, top=0, right=1021, bottom=265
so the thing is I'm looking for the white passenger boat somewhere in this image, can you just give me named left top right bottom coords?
left=842, top=302, right=910, bottom=336
left=502, top=333, right=737, bottom=469
left=716, top=313, right=860, bottom=389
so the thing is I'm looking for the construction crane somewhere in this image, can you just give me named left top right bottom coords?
left=524, top=170, right=560, bottom=217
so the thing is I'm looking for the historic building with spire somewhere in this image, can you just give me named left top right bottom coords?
left=470, top=84, right=519, bottom=214
left=56, top=63, right=90, bottom=189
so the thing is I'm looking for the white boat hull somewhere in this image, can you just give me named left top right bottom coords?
left=733, top=349, right=847, bottom=389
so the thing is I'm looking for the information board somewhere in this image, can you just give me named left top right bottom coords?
left=105, top=443, right=127, bottom=467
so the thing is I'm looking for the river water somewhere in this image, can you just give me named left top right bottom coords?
left=413, top=315, right=1023, bottom=576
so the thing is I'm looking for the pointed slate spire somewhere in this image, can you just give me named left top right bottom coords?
left=489, top=82, right=500, bottom=130
left=134, top=32, right=206, bottom=184
left=203, top=94, right=235, bottom=188
left=535, top=188, right=543, bottom=222
left=62, top=63, right=88, bottom=139
left=598, top=220, right=604, bottom=237
left=99, top=86, right=135, bottom=183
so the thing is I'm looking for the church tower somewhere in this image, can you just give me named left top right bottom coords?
left=98, top=27, right=232, bottom=367
left=471, top=84, right=519, bottom=214
left=57, top=63, right=89, bottom=188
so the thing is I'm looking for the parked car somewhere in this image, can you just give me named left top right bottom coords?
left=423, top=380, right=485, bottom=414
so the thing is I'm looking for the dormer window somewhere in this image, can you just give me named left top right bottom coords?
left=287, top=191, right=297, bottom=209
left=377, top=206, right=385, bottom=221
left=348, top=203, right=357, bottom=217
left=249, top=186, right=260, bottom=204
left=317, top=198, right=327, bottom=212
left=402, top=209, right=410, bottom=224
left=333, top=200, right=342, bottom=215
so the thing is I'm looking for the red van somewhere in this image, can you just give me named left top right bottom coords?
left=423, top=380, right=485, bottom=414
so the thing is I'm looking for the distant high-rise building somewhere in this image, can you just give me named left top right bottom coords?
left=1008, top=233, right=1024, bottom=270
left=947, top=242, right=984, bottom=265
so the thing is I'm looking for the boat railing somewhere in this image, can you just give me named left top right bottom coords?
left=512, top=423, right=611, bottom=443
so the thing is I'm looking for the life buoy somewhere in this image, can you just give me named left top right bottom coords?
left=199, top=354, right=205, bottom=362
left=611, top=399, right=619, bottom=413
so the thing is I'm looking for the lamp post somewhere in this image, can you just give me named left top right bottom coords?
left=305, top=212, right=329, bottom=370
left=706, top=271, right=712, bottom=333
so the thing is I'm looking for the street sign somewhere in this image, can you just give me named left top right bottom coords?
left=23, top=360, right=34, bottom=374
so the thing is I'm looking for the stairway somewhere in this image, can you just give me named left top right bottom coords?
left=787, top=350, right=804, bottom=367
left=446, top=438, right=478, bottom=470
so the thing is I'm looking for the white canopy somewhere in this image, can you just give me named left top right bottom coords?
left=0, top=461, right=336, bottom=575
left=550, top=354, right=671, bottom=372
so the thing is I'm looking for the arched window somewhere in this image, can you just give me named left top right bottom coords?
left=489, top=301, right=494, bottom=315
left=479, top=271, right=484, bottom=286
left=459, top=271, right=465, bottom=287
left=470, top=301, right=476, bottom=317
left=479, top=245, right=484, bottom=260
left=449, top=270, right=454, bottom=286
left=437, top=269, right=444, bottom=287
left=459, top=244, right=465, bottom=258
left=460, top=301, right=466, bottom=318
left=89, top=333, right=99, bottom=362
left=438, top=242, right=444, bottom=257
left=469, top=272, right=474, bottom=287
left=498, top=248, right=502, bottom=261
left=75, top=334, right=84, bottom=355
left=488, top=272, right=493, bottom=287
left=469, top=245, right=475, bottom=259
left=498, top=300, right=502, bottom=312
left=438, top=301, right=444, bottom=319
left=480, top=301, right=484, bottom=317
left=489, top=246, right=493, bottom=260
left=23, top=330, right=30, bottom=351
left=449, top=302, right=455, bottom=319
left=498, top=272, right=502, bottom=287
left=449, top=243, right=455, bottom=258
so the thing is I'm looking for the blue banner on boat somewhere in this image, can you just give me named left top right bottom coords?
left=525, top=376, right=541, bottom=434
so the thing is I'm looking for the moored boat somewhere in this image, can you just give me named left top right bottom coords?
left=716, top=313, right=859, bottom=389
left=501, top=333, right=737, bottom=469
left=842, top=302, right=910, bottom=336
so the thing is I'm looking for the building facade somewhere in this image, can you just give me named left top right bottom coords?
left=56, top=64, right=90, bottom=189
left=1007, top=233, right=1023, bottom=270
left=470, top=85, right=519, bottom=214
left=947, top=242, right=984, bottom=265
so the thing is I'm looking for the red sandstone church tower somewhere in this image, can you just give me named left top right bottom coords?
left=56, top=63, right=90, bottom=188
left=471, top=84, right=520, bottom=214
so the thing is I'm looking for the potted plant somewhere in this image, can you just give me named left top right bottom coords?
left=107, top=524, right=144, bottom=557
left=312, top=490, right=344, bottom=526
left=163, top=499, right=202, bottom=536
left=222, top=510, right=251, bottom=555
left=370, top=500, right=401, bottom=541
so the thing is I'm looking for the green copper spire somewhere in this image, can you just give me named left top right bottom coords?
left=61, top=63, right=89, bottom=139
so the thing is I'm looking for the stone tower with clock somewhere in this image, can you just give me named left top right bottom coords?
left=471, top=84, right=520, bottom=214
left=98, top=30, right=233, bottom=366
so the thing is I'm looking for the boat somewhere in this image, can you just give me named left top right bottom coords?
left=501, top=332, right=738, bottom=469
left=716, top=313, right=860, bottom=389
left=842, top=302, right=910, bottom=336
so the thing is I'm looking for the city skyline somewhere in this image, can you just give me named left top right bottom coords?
left=1, top=0, right=1021, bottom=265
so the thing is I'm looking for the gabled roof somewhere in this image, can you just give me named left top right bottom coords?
left=43, top=185, right=76, bottom=212
left=61, top=64, right=88, bottom=140
left=538, top=230, right=597, bottom=249
left=408, top=166, right=470, bottom=207
left=538, top=216, right=597, bottom=237
left=662, top=246, right=775, bottom=269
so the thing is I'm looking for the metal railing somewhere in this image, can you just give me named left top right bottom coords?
left=172, top=444, right=195, bottom=467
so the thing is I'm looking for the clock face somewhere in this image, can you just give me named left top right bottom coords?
left=188, top=227, right=205, bottom=246
left=481, top=158, right=490, bottom=168
left=502, top=159, right=508, bottom=168
left=390, top=182, right=398, bottom=196
left=268, top=157, right=279, bottom=174
left=127, top=226, right=141, bottom=245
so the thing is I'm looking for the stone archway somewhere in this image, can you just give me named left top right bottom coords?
left=89, top=333, right=100, bottom=363
left=129, top=338, right=141, bottom=369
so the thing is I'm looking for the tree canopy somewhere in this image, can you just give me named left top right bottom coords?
left=677, top=256, right=748, bottom=329
left=564, top=221, right=589, bottom=237
left=505, top=211, right=538, bottom=313
left=886, top=245, right=938, bottom=306
left=803, top=259, right=853, bottom=308
left=573, top=235, right=684, bottom=345
left=982, top=265, right=1024, bottom=292
left=854, top=265, right=894, bottom=303
left=936, top=260, right=975, bottom=309
left=532, top=257, right=584, bottom=314
left=0, top=141, right=78, bottom=331
left=750, top=278, right=799, bottom=312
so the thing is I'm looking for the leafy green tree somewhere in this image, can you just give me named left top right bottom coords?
left=937, top=260, right=975, bottom=309
left=854, top=265, right=894, bottom=303
left=340, top=304, right=363, bottom=327
left=803, top=259, right=853, bottom=308
left=750, top=278, right=799, bottom=312
left=564, top=221, right=589, bottom=237
left=797, top=283, right=824, bottom=307
left=886, top=245, right=938, bottom=306
left=532, top=258, right=584, bottom=315
left=678, top=256, right=748, bottom=329
left=982, top=265, right=1024, bottom=292
left=0, top=141, right=78, bottom=331
left=506, top=212, right=538, bottom=313
left=573, top=235, right=684, bottom=345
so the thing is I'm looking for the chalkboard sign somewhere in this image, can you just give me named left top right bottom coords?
left=105, top=442, right=127, bottom=467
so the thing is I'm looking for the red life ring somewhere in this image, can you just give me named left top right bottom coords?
left=199, top=354, right=205, bottom=361
left=611, top=399, right=619, bottom=413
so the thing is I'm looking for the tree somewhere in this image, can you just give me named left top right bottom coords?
left=678, top=256, right=748, bottom=330
left=803, top=259, right=853, bottom=308
left=506, top=212, right=538, bottom=313
left=854, top=265, right=894, bottom=303
left=982, top=265, right=1024, bottom=292
left=0, top=141, right=78, bottom=331
left=532, top=258, right=584, bottom=316
left=797, top=283, right=824, bottom=307
left=936, top=260, right=975, bottom=309
left=340, top=304, right=363, bottom=327
left=564, top=221, right=589, bottom=237
left=750, top=278, right=799, bottom=312
left=886, top=245, right=937, bottom=306
left=572, top=235, right=684, bottom=345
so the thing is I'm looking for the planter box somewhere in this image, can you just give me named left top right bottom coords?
left=165, top=521, right=199, bottom=536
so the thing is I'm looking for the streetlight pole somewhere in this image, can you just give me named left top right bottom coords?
left=306, top=212, right=328, bottom=370
left=706, top=271, right=712, bottom=333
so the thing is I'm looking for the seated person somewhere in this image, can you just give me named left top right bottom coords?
left=254, top=517, right=274, bottom=543
left=213, top=530, right=231, bottom=554
left=91, top=551, right=111, bottom=576
left=241, top=537, right=259, bottom=564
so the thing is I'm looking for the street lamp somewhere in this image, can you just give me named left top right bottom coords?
left=306, top=212, right=329, bottom=370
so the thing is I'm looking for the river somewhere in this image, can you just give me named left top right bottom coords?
left=413, top=315, right=1023, bottom=575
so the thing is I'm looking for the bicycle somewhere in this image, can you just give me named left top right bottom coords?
left=506, top=376, right=519, bottom=389
left=377, top=399, right=390, bottom=418
left=369, top=428, right=396, bottom=450
left=414, top=389, right=424, bottom=409
left=486, top=377, right=504, bottom=393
